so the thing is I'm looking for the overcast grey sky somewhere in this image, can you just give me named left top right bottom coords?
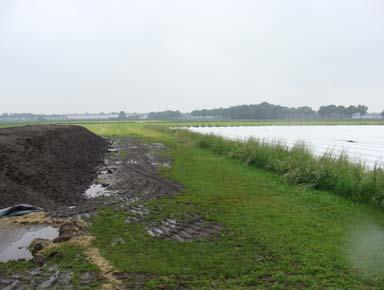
left=0, top=0, right=383, bottom=113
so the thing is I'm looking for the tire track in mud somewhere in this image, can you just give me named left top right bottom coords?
left=98, top=138, right=224, bottom=243
left=1, top=137, right=222, bottom=289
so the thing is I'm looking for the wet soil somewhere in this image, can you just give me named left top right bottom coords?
left=104, top=138, right=182, bottom=198
left=0, top=125, right=109, bottom=210
left=0, top=131, right=219, bottom=289
left=0, top=265, right=102, bottom=290
left=49, top=137, right=183, bottom=219
left=0, top=222, right=58, bottom=262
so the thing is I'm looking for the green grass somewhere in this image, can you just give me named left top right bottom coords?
left=85, top=123, right=384, bottom=289
left=43, top=244, right=99, bottom=273
left=182, top=131, right=384, bottom=209
left=0, top=260, right=34, bottom=275
left=42, top=244, right=101, bottom=287
left=2, top=121, right=384, bottom=289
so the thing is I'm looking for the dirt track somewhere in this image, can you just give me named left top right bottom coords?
left=107, top=139, right=182, bottom=198
left=0, top=125, right=182, bottom=217
left=0, top=126, right=222, bottom=289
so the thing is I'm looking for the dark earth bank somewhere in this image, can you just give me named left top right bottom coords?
left=0, top=125, right=109, bottom=211
left=0, top=125, right=222, bottom=289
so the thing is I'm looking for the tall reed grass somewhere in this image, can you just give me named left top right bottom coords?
left=181, top=131, right=384, bottom=208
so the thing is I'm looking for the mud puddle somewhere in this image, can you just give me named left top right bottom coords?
left=0, top=222, right=59, bottom=262
left=84, top=184, right=112, bottom=198
left=0, top=137, right=219, bottom=289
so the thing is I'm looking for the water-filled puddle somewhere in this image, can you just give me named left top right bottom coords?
left=0, top=222, right=59, bottom=262
left=84, top=184, right=112, bottom=198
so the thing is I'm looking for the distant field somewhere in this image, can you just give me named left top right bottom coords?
left=167, top=119, right=384, bottom=127
left=1, top=118, right=384, bottom=130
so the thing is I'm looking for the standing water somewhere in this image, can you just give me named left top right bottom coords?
left=0, top=222, right=59, bottom=262
left=188, top=125, right=384, bottom=168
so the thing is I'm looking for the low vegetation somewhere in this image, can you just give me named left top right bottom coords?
left=3, top=121, right=384, bottom=289
left=180, top=130, right=384, bottom=208
left=42, top=245, right=101, bottom=286
left=82, top=122, right=384, bottom=288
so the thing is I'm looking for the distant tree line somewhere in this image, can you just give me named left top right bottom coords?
left=191, top=102, right=372, bottom=120
left=118, top=111, right=127, bottom=119
left=318, top=105, right=368, bottom=119
left=0, top=113, right=64, bottom=121
left=2, top=104, right=383, bottom=122
left=0, top=112, right=120, bottom=122
left=147, top=110, right=181, bottom=120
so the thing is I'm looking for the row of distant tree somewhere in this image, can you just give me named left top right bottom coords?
left=147, top=110, right=182, bottom=120
left=190, top=102, right=382, bottom=120
left=318, top=105, right=368, bottom=119
left=0, top=112, right=64, bottom=121
left=2, top=104, right=384, bottom=121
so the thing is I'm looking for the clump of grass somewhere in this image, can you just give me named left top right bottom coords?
left=181, top=131, right=384, bottom=208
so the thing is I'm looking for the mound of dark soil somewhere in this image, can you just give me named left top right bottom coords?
left=0, top=125, right=108, bottom=210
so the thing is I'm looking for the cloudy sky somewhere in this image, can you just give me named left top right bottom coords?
left=0, top=0, right=383, bottom=113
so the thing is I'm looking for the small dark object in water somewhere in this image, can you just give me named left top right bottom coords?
left=346, top=140, right=356, bottom=143
left=0, top=204, right=43, bottom=218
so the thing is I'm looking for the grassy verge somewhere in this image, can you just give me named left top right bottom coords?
left=179, top=130, right=384, bottom=209
left=42, top=244, right=101, bottom=287
left=85, top=123, right=384, bottom=289
left=0, top=260, right=34, bottom=275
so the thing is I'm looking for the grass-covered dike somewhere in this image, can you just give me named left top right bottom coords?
left=3, top=121, right=384, bottom=289
left=181, top=130, right=384, bottom=208
left=77, top=122, right=384, bottom=288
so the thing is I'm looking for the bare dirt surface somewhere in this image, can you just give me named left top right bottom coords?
left=93, top=138, right=182, bottom=198
left=49, top=137, right=183, bottom=219
left=0, top=125, right=108, bottom=210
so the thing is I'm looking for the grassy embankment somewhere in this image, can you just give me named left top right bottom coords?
left=81, top=122, right=384, bottom=289
left=185, top=131, right=384, bottom=209
left=2, top=121, right=384, bottom=289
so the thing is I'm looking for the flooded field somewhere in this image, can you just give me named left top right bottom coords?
left=188, top=125, right=384, bottom=168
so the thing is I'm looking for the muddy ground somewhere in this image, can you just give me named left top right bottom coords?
left=49, top=137, right=183, bottom=219
left=0, top=126, right=184, bottom=289
left=0, top=126, right=220, bottom=289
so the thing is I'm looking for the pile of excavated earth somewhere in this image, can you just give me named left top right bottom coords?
left=0, top=125, right=222, bottom=289
left=0, top=125, right=108, bottom=210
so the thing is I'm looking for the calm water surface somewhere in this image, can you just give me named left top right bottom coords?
left=188, top=125, right=384, bottom=168
left=0, top=222, right=58, bottom=262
